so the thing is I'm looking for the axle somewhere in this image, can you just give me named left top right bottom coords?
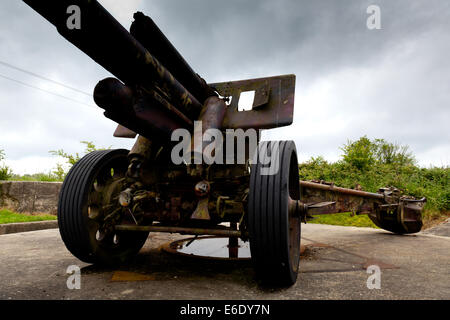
left=115, top=224, right=243, bottom=238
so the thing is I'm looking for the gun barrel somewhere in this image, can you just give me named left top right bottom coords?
left=94, top=78, right=191, bottom=140
left=23, top=0, right=203, bottom=119
left=130, top=12, right=216, bottom=104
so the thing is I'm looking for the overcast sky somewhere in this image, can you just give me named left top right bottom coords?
left=0, top=0, right=449, bottom=174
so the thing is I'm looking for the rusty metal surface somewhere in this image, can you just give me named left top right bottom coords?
left=300, top=181, right=382, bottom=215
left=115, top=224, right=242, bottom=237
left=185, top=96, right=228, bottom=180
left=94, top=77, right=191, bottom=139
left=304, top=202, right=338, bottom=216
left=129, top=136, right=153, bottom=161
left=191, top=96, right=227, bottom=160
left=197, top=96, right=227, bottom=131
left=190, top=198, right=211, bottom=220
left=300, top=180, right=426, bottom=234
left=367, top=196, right=425, bottom=234
left=113, top=125, right=137, bottom=139
left=210, top=74, right=296, bottom=130
left=300, top=180, right=384, bottom=201
left=130, top=12, right=216, bottom=104
left=142, top=88, right=193, bottom=126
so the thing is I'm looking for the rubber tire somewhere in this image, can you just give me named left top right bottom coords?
left=58, top=149, right=149, bottom=265
left=248, top=141, right=301, bottom=286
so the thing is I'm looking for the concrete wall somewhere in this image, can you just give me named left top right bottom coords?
left=0, top=181, right=62, bottom=215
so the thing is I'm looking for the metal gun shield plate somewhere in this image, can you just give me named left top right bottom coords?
left=209, top=74, right=296, bottom=130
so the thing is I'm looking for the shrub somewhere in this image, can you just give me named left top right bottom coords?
left=0, top=149, right=12, bottom=181
left=49, top=141, right=110, bottom=179
left=341, top=136, right=416, bottom=170
left=341, top=136, right=376, bottom=170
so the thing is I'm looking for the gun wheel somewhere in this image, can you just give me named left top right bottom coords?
left=248, top=141, right=301, bottom=286
left=58, top=149, right=149, bottom=265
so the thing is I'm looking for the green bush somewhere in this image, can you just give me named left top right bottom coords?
left=0, top=149, right=12, bottom=181
left=3, top=141, right=110, bottom=182
left=340, top=136, right=415, bottom=170
left=341, top=136, right=376, bottom=170
left=299, top=137, right=449, bottom=215
left=49, top=141, right=110, bottom=180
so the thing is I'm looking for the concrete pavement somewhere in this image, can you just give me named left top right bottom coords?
left=0, top=224, right=449, bottom=300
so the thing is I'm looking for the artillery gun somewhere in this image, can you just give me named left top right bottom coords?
left=24, top=0, right=426, bottom=286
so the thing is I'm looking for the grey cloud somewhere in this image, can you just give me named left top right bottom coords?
left=0, top=0, right=448, bottom=172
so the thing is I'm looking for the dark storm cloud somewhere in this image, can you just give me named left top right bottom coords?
left=142, top=0, right=449, bottom=81
left=145, top=0, right=449, bottom=164
left=0, top=0, right=448, bottom=172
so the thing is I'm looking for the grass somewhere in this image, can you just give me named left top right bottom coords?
left=0, top=209, right=57, bottom=224
left=307, top=210, right=450, bottom=229
left=308, top=212, right=378, bottom=228
left=8, top=173, right=62, bottom=182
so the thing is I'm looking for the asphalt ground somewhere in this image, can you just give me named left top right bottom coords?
left=0, top=223, right=448, bottom=300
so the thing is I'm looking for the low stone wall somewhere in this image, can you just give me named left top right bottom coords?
left=0, top=220, right=59, bottom=235
left=0, top=181, right=62, bottom=215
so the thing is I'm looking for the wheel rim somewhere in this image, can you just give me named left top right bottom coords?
left=58, top=149, right=149, bottom=265
left=85, top=154, right=129, bottom=252
left=287, top=150, right=301, bottom=273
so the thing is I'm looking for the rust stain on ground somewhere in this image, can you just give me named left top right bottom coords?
left=110, top=271, right=155, bottom=282
left=362, top=259, right=398, bottom=270
left=306, top=242, right=331, bottom=248
left=300, top=244, right=306, bottom=255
